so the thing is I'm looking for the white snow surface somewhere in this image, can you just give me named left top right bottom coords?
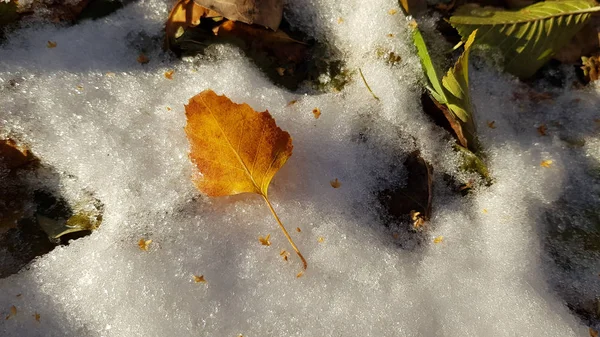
left=0, top=0, right=598, bottom=336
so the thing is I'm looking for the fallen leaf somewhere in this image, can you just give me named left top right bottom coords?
left=280, top=249, right=289, bottom=261
left=537, top=124, right=547, bottom=136
left=433, top=236, right=444, bottom=243
left=540, top=160, right=553, bottom=168
left=317, top=236, right=325, bottom=243
left=312, top=108, right=321, bottom=119
left=487, top=121, right=496, bottom=129
left=591, top=327, right=599, bottom=337
left=330, top=178, right=341, bottom=188
left=195, top=0, right=283, bottom=30
left=259, top=234, right=271, bottom=246
left=296, top=227, right=301, bottom=232
left=165, top=0, right=221, bottom=48
left=137, top=53, right=149, bottom=64
left=193, top=274, right=206, bottom=283
left=164, top=70, right=175, bottom=79
left=388, top=9, right=398, bottom=15
left=582, top=55, right=600, bottom=82
left=33, top=313, right=40, bottom=322
left=46, top=41, right=57, bottom=48
left=5, top=305, right=16, bottom=320
left=138, top=238, right=152, bottom=251
left=185, top=89, right=306, bottom=274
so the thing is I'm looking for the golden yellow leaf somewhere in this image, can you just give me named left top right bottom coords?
left=5, top=305, right=16, bottom=320
left=193, top=275, right=206, bottom=283
left=259, top=234, right=271, bottom=246
left=330, top=178, right=341, bottom=188
left=540, top=160, right=553, bottom=168
left=312, top=108, right=321, bottom=119
left=388, top=9, right=398, bottom=15
left=138, top=238, right=152, bottom=251
left=137, top=53, right=149, bottom=64
left=47, top=41, right=57, bottom=48
left=185, top=89, right=306, bottom=274
left=164, top=70, right=174, bottom=80
left=487, top=120, right=496, bottom=129
left=433, top=236, right=444, bottom=243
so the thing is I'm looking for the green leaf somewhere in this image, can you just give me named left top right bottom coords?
left=411, top=25, right=447, bottom=104
left=449, top=0, right=600, bottom=78
left=442, top=30, right=476, bottom=124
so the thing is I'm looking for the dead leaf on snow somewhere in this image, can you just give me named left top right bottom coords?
left=487, top=121, right=496, bottom=129
left=312, top=108, right=321, bottom=119
left=46, top=41, right=57, bottom=48
left=433, top=236, right=444, bottom=243
left=137, top=53, right=149, bottom=64
left=540, top=160, right=553, bottom=168
left=5, top=305, right=16, bottom=320
left=164, top=70, right=175, bottom=79
left=259, top=234, right=271, bottom=246
left=537, top=124, right=547, bottom=136
left=33, top=313, right=40, bottom=322
left=185, top=89, right=306, bottom=274
left=138, top=238, right=152, bottom=251
left=165, top=0, right=221, bottom=48
left=193, top=274, right=207, bottom=283
left=330, top=178, right=341, bottom=188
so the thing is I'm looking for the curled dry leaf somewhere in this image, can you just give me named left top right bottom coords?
left=330, top=178, right=341, bottom=188
left=185, top=89, right=306, bottom=275
left=312, top=108, right=321, bottom=119
left=194, top=0, right=283, bottom=30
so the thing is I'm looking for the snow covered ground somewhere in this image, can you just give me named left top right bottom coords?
left=0, top=0, right=599, bottom=336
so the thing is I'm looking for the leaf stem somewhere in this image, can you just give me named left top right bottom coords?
left=262, top=195, right=307, bottom=276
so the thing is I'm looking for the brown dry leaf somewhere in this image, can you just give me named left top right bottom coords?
left=487, top=121, right=496, bottom=129
left=212, top=20, right=308, bottom=65
left=137, top=53, right=149, bottom=64
left=193, top=274, right=207, bottom=283
left=138, top=238, right=152, bottom=251
left=165, top=0, right=221, bottom=48
left=0, top=139, right=32, bottom=170
left=312, top=108, right=321, bottom=119
left=433, top=236, right=444, bottom=243
left=33, top=313, right=40, bottom=322
left=164, top=70, right=175, bottom=80
left=540, top=160, right=553, bottom=168
left=330, top=178, right=341, bottom=188
left=259, top=234, right=271, bottom=246
left=591, top=328, right=599, bottom=337
left=185, top=89, right=306, bottom=274
left=47, top=41, right=57, bottom=48
left=537, top=124, right=547, bottom=136
left=5, top=305, right=16, bottom=320
left=582, top=55, right=600, bottom=82
left=296, top=227, right=301, bottom=233
left=194, top=0, right=283, bottom=30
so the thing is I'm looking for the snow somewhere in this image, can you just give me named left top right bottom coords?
left=0, top=0, right=598, bottom=336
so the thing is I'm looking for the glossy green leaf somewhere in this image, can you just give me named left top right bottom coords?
left=449, top=0, right=600, bottom=78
